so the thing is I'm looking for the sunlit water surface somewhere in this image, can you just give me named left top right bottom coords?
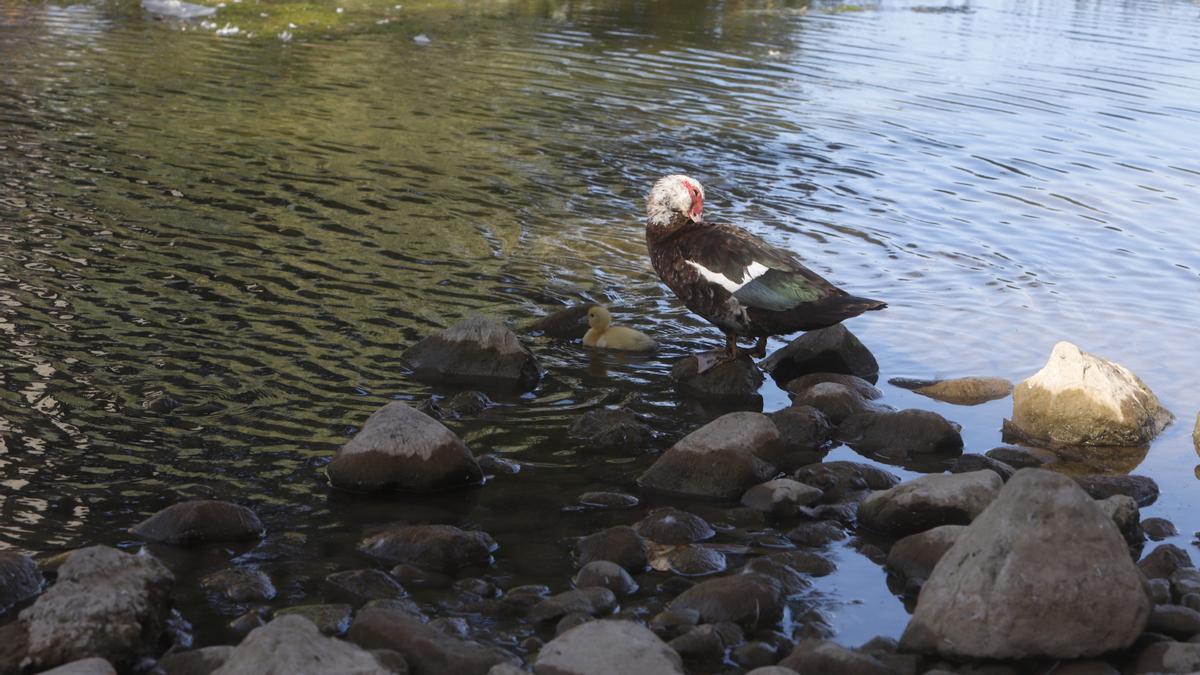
left=2, top=0, right=1199, bottom=658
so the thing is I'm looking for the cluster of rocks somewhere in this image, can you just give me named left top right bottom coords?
left=3, top=314, right=1193, bottom=675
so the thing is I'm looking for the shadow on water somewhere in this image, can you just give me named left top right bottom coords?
left=2, top=0, right=1199, bottom=658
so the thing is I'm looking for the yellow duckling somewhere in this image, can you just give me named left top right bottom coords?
left=583, top=306, right=656, bottom=352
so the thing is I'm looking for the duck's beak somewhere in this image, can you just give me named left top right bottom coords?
left=688, top=195, right=703, bottom=223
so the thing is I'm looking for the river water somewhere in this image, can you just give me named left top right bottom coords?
left=2, top=0, right=1199, bottom=660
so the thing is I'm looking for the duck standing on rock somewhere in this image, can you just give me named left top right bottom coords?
left=644, top=174, right=885, bottom=371
left=582, top=306, right=656, bottom=351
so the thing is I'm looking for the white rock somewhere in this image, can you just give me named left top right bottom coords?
left=534, top=620, right=684, bottom=675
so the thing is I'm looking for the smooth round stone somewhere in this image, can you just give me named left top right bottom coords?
left=667, top=546, right=727, bottom=577
left=573, top=561, right=638, bottom=596
left=635, top=508, right=715, bottom=545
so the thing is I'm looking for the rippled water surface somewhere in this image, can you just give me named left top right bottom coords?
left=2, top=0, right=1199, bottom=657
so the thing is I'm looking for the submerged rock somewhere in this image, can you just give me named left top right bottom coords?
left=327, top=402, right=483, bottom=493
left=760, top=324, right=879, bottom=386
left=785, top=521, right=846, bottom=547
left=201, top=567, right=276, bottom=603
left=858, top=471, right=1001, bottom=537
left=358, top=525, right=497, bottom=573
left=402, top=315, right=541, bottom=391
left=324, top=569, right=408, bottom=605
left=212, top=615, right=386, bottom=674
left=890, top=376, right=1013, bottom=406
left=348, top=606, right=517, bottom=674
left=670, top=354, right=764, bottom=399
left=667, top=574, right=783, bottom=629
left=19, top=546, right=175, bottom=672
left=130, top=500, right=264, bottom=545
left=658, top=546, right=727, bottom=577
left=535, top=620, right=685, bottom=675
left=637, top=412, right=780, bottom=499
left=567, top=407, right=652, bottom=451
left=575, top=526, right=648, bottom=572
left=1004, top=341, right=1173, bottom=446
left=835, top=409, right=964, bottom=460
left=0, top=551, right=42, bottom=614
left=526, top=303, right=596, bottom=340
left=634, top=508, right=715, bottom=545
left=900, top=469, right=1151, bottom=659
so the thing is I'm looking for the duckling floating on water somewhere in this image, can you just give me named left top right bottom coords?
left=583, top=306, right=656, bottom=352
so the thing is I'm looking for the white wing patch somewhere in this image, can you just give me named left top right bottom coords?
left=686, top=260, right=770, bottom=293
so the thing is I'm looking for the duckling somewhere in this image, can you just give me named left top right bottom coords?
left=583, top=306, right=656, bottom=352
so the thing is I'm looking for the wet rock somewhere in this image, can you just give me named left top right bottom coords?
left=348, top=606, right=517, bottom=674
left=658, top=546, right=727, bottom=577
left=731, top=641, right=779, bottom=670
left=793, top=461, right=900, bottom=503
left=201, top=567, right=276, bottom=603
left=442, top=390, right=492, bottom=417
left=785, top=521, right=846, bottom=547
left=760, top=550, right=837, bottom=577
left=327, top=402, right=484, bottom=493
left=767, top=406, right=834, bottom=469
left=389, top=564, right=452, bottom=590
left=325, top=570, right=408, bottom=605
left=741, top=479, right=823, bottom=516
left=777, top=639, right=893, bottom=675
left=985, top=445, right=1059, bottom=468
left=789, top=382, right=892, bottom=424
left=1135, top=641, right=1200, bottom=674
left=669, top=623, right=738, bottom=662
left=451, top=578, right=497, bottom=599
left=526, top=303, right=596, bottom=340
left=567, top=407, right=652, bottom=451
left=787, top=372, right=883, bottom=400
left=1143, top=517, right=1179, bottom=541
left=835, top=409, right=964, bottom=460
left=890, top=376, right=1013, bottom=406
left=402, top=315, right=541, bottom=391
left=1147, top=605, right=1200, bottom=639
left=1003, top=341, right=1173, bottom=446
left=574, top=526, right=647, bottom=571
left=528, top=588, right=617, bottom=623
left=500, top=584, right=550, bottom=611
left=649, top=608, right=700, bottom=641
left=478, top=455, right=521, bottom=475
left=900, top=469, right=1151, bottom=659
left=535, top=619, right=684, bottom=675
left=1171, top=568, right=1200, bottom=599
left=573, top=561, right=637, bottom=597
left=745, top=668, right=798, bottom=675
left=577, top=492, right=638, bottom=510
left=130, top=500, right=264, bottom=545
left=274, top=604, right=353, bottom=636
left=805, top=502, right=859, bottom=527
left=157, top=645, right=234, bottom=675
left=0, top=551, right=42, bottom=614
left=228, top=609, right=267, bottom=635
left=368, top=649, right=410, bottom=674
left=886, top=525, right=967, bottom=594
left=950, top=453, right=1015, bottom=481
left=667, top=574, right=783, bottom=629
left=637, top=412, right=780, bottom=499
left=40, top=658, right=117, bottom=675
left=359, top=525, right=497, bottom=573
left=1074, top=474, right=1158, bottom=507
left=1095, top=494, right=1142, bottom=545
left=1139, top=544, right=1194, bottom=580
left=1149, top=578, right=1172, bottom=605
left=212, top=615, right=386, bottom=674
left=761, top=324, right=879, bottom=386
left=19, top=545, right=175, bottom=672
left=858, top=471, right=1001, bottom=537
left=634, top=508, right=715, bottom=544
left=555, top=612, right=593, bottom=636
left=670, top=354, right=764, bottom=399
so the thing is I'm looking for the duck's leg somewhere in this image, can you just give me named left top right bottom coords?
left=696, top=332, right=741, bottom=374
left=748, top=336, right=767, bottom=359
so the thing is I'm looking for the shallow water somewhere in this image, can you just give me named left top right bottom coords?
left=2, top=0, right=1199, bottom=661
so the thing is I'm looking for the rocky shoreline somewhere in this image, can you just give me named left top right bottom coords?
left=2, top=312, right=1198, bottom=675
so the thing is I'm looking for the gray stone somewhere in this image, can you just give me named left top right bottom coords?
left=274, top=604, right=353, bottom=636
left=402, top=315, right=541, bottom=391
left=1149, top=578, right=1172, bottom=605
left=835, top=409, right=964, bottom=459
left=1075, top=474, right=1158, bottom=507
left=213, top=615, right=387, bottom=675
left=325, top=569, right=408, bottom=605
left=327, top=403, right=484, bottom=493
left=158, top=646, right=235, bottom=675
left=1140, top=544, right=1194, bottom=580
left=568, top=407, right=652, bottom=451
left=637, top=413, right=780, bottom=499
left=1135, top=641, right=1200, bottom=673
left=669, top=354, right=764, bottom=399
left=130, top=500, right=264, bottom=545
left=1004, top=342, right=1172, bottom=446
left=787, top=372, right=883, bottom=400
left=667, top=574, right=783, bottom=629
left=572, top=562, right=637, bottom=597
left=348, top=606, right=517, bottom=675
left=858, top=471, right=1001, bottom=537
left=950, top=454, right=1015, bottom=481
left=634, top=508, right=714, bottom=545
left=1172, top=568, right=1200, bottom=600
left=900, top=469, right=1151, bottom=659
left=1143, top=517, right=1179, bottom=541
left=785, top=521, right=846, bottom=547
left=793, top=461, right=900, bottom=503
left=527, top=588, right=617, bottom=623
left=788, top=382, right=892, bottom=424
left=201, top=567, right=276, bottom=603
left=768, top=406, right=834, bottom=469
left=777, top=639, right=893, bottom=675
left=890, top=376, right=1013, bottom=406
left=886, top=525, right=967, bottom=593
left=527, top=304, right=596, bottom=340
left=1147, top=605, right=1200, bottom=639
left=761, top=324, right=879, bottom=386
left=535, top=620, right=684, bottom=675
left=19, top=546, right=175, bottom=672
left=649, top=608, right=700, bottom=641
left=39, top=658, right=117, bottom=675
left=574, top=526, right=647, bottom=571
left=985, top=445, right=1058, bottom=468
left=741, top=479, right=823, bottom=516
left=0, top=551, right=42, bottom=614
left=1095, top=494, right=1142, bottom=544
left=368, top=649, right=410, bottom=674
left=358, top=525, right=496, bottom=573
left=668, top=624, right=732, bottom=662
left=660, top=546, right=727, bottom=577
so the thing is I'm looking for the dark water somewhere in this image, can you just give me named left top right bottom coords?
left=2, top=0, right=1199, bottom=660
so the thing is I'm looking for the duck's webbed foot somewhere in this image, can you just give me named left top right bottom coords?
left=747, top=336, right=767, bottom=359
left=695, top=332, right=742, bottom=374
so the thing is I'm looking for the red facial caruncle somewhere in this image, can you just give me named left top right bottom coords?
left=682, top=179, right=703, bottom=222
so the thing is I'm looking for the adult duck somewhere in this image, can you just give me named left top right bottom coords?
left=644, top=174, right=885, bottom=369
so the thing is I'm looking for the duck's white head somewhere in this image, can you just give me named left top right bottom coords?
left=646, top=174, right=704, bottom=228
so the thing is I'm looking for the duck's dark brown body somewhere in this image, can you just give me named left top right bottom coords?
left=647, top=218, right=885, bottom=342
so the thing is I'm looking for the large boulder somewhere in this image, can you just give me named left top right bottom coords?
left=402, top=315, right=541, bottom=391
left=130, top=500, right=264, bottom=545
left=348, top=606, right=516, bottom=675
left=358, top=525, right=496, bottom=574
left=900, top=469, right=1151, bottom=659
left=760, top=325, right=879, bottom=386
left=1003, top=342, right=1173, bottom=446
left=670, top=355, right=764, bottom=399
left=858, top=471, right=1001, bottom=537
left=667, top=574, right=784, bottom=629
left=0, top=552, right=42, bottom=614
left=327, top=402, right=483, bottom=493
left=212, top=615, right=388, bottom=675
left=637, top=412, right=780, bottom=499
left=535, top=620, right=684, bottom=675
left=19, top=546, right=175, bottom=671
left=890, top=376, right=1013, bottom=406
left=834, top=409, right=964, bottom=461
